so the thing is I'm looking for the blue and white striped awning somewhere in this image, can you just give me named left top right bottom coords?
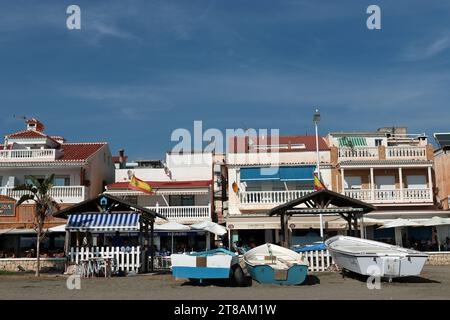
left=66, top=213, right=141, bottom=232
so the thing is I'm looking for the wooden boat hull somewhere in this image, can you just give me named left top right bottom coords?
left=243, top=243, right=309, bottom=285
left=171, top=249, right=239, bottom=280
left=245, top=263, right=308, bottom=285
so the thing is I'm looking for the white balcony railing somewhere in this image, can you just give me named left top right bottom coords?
left=239, top=190, right=314, bottom=206
left=0, top=186, right=87, bottom=203
left=338, top=147, right=379, bottom=160
left=385, top=146, right=427, bottom=160
left=338, top=146, right=428, bottom=161
left=148, top=205, right=211, bottom=222
left=343, top=188, right=433, bottom=204
left=0, top=149, right=57, bottom=162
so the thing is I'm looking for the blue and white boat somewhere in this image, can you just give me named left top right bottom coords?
left=244, top=243, right=309, bottom=285
left=171, top=248, right=241, bottom=283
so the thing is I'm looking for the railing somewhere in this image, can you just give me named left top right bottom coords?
left=299, top=249, right=334, bottom=272
left=338, top=147, right=379, bottom=160
left=239, top=190, right=314, bottom=205
left=386, top=146, right=427, bottom=160
left=0, top=186, right=87, bottom=203
left=68, top=246, right=141, bottom=273
left=152, top=256, right=172, bottom=271
left=0, top=149, right=57, bottom=161
left=344, top=188, right=433, bottom=203
left=148, top=205, right=211, bottom=222
left=338, top=146, right=427, bottom=161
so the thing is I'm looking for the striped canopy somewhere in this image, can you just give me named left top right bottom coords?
left=66, top=213, right=141, bottom=232
left=338, top=137, right=367, bottom=147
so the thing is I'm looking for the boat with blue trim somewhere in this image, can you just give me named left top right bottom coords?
left=171, top=248, right=245, bottom=285
left=244, top=243, right=309, bottom=285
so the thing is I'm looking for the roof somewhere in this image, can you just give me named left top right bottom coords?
left=107, top=180, right=212, bottom=190
left=53, top=193, right=166, bottom=220
left=7, top=130, right=49, bottom=139
left=229, top=135, right=329, bottom=153
left=268, top=189, right=376, bottom=216
left=339, top=160, right=432, bottom=167
left=112, top=155, right=128, bottom=163
left=58, top=143, right=106, bottom=161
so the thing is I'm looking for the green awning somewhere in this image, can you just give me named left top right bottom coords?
left=338, top=137, right=367, bottom=147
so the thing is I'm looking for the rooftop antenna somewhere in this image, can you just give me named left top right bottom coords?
left=13, top=114, right=27, bottom=122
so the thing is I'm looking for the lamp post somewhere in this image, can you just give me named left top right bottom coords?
left=313, top=108, right=324, bottom=240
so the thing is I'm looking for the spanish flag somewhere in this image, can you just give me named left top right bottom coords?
left=129, top=175, right=153, bottom=194
left=313, top=172, right=326, bottom=191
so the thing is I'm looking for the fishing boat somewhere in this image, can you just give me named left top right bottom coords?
left=325, top=236, right=428, bottom=279
left=171, top=248, right=245, bottom=285
left=243, top=243, right=309, bottom=285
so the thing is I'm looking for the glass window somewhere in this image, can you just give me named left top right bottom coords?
left=53, top=176, right=70, bottom=186
left=344, top=176, right=362, bottom=189
left=375, top=139, right=383, bottom=147
left=169, top=195, right=195, bottom=206
left=25, top=175, right=45, bottom=186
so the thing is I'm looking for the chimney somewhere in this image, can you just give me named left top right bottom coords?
left=3, top=136, right=8, bottom=150
left=119, top=149, right=126, bottom=169
left=26, top=118, right=45, bottom=132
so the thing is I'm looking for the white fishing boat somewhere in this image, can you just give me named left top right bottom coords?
left=243, top=243, right=309, bottom=285
left=325, top=236, right=428, bottom=279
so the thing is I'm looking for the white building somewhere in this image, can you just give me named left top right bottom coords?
left=225, top=135, right=336, bottom=246
left=104, top=152, right=215, bottom=252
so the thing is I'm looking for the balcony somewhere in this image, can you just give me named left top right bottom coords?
left=0, top=149, right=59, bottom=162
left=147, top=205, right=211, bottom=223
left=343, top=188, right=433, bottom=205
left=0, top=186, right=88, bottom=203
left=338, top=146, right=428, bottom=161
left=238, top=190, right=314, bottom=209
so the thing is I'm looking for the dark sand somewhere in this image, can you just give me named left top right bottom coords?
left=0, top=265, right=449, bottom=300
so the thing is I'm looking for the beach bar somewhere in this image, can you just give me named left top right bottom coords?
left=53, top=193, right=167, bottom=275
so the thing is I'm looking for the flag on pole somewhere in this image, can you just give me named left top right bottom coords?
left=129, top=175, right=153, bottom=194
left=313, top=172, right=326, bottom=191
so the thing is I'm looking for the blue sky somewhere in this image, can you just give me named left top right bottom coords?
left=1, top=1, right=450, bottom=159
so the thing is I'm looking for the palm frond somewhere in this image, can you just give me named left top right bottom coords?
left=17, top=194, right=36, bottom=206
left=12, top=184, right=37, bottom=192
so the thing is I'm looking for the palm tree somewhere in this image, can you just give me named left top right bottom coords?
left=14, top=174, right=60, bottom=276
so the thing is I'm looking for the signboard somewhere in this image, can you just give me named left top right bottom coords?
left=0, top=201, right=15, bottom=216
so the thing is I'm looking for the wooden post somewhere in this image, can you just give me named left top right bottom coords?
left=150, top=220, right=154, bottom=273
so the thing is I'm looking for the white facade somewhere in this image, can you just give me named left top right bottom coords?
left=106, top=152, right=214, bottom=224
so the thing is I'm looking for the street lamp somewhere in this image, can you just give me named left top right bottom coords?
left=313, top=108, right=324, bottom=240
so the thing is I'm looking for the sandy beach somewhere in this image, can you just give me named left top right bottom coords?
left=0, top=265, right=449, bottom=300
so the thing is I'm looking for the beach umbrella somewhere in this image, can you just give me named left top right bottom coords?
left=155, top=222, right=190, bottom=253
left=190, top=221, right=227, bottom=236
left=378, top=218, right=421, bottom=247
left=418, top=216, right=450, bottom=251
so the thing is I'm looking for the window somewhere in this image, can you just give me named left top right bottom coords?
left=406, top=175, right=427, bottom=189
left=53, top=176, right=71, bottom=187
left=344, top=176, right=362, bottom=189
left=375, top=176, right=396, bottom=190
left=169, top=195, right=195, bottom=206
left=0, top=176, right=3, bottom=186
left=375, top=139, right=383, bottom=147
left=25, top=175, right=45, bottom=186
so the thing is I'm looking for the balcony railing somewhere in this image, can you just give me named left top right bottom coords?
left=239, top=190, right=314, bottom=206
left=385, top=146, right=427, bottom=160
left=0, top=149, right=58, bottom=162
left=0, top=186, right=87, bottom=203
left=343, top=188, right=433, bottom=204
left=338, top=146, right=428, bottom=161
left=338, top=147, right=379, bottom=160
left=148, top=205, right=211, bottom=222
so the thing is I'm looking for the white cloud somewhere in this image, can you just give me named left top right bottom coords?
left=401, top=34, right=450, bottom=61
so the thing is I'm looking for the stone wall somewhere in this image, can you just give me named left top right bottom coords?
left=0, top=258, right=65, bottom=272
left=426, top=253, right=450, bottom=266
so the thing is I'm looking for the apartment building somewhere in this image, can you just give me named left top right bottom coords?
left=104, top=152, right=216, bottom=251
left=0, top=118, right=115, bottom=257
left=328, top=127, right=443, bottom=244
left=433, top=133, right=450, bottom=210
left=225, top=135, right=343, bottom=247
